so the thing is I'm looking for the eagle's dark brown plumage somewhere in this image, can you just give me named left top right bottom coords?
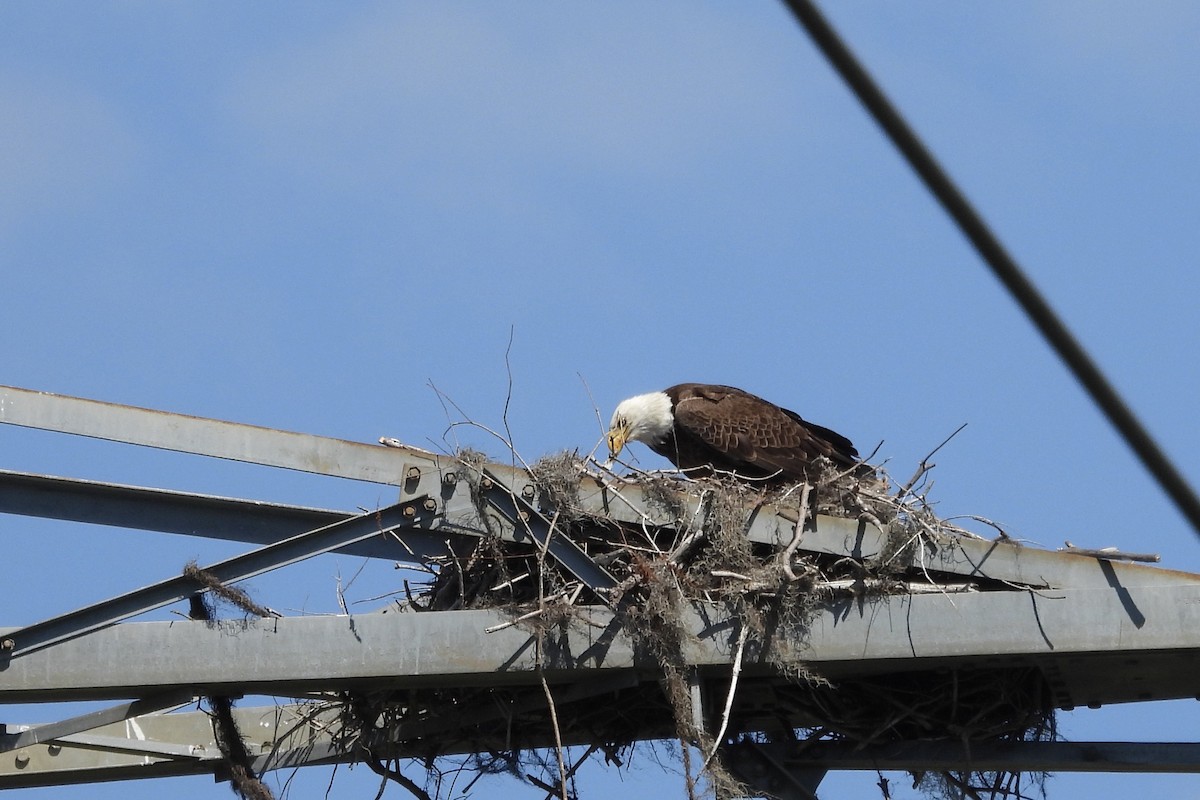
left=607, top=383, right=861, bottom=483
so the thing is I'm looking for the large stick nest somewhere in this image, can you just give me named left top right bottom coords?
left=347, top=452, right=1055, bottom=800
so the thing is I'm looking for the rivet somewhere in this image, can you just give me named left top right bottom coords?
left=402, top=506, right=416, bottom=518
left=14, top=751, right=29, bottom=768
left=0, top=638, right=13, bottom=652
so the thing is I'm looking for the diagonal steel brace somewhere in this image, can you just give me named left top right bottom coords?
left=478, top=468, right=619, bottom=601
left=0, top=500, right=425, bottom=661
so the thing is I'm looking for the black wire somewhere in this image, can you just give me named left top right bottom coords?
left=780, top=0, right=1200, bottom=537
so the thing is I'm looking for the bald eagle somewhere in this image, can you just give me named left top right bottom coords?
left=606, top=383, right=860, bottom=483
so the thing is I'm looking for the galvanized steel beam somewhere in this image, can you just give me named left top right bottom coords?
left=0, top=500, right=425, bottom=660
left=0, top=692, right=653, bottom=789
left=0, top=691, right=193, bottom=752
left=5, top=697, right=1200, bottom=790
left=0, top=384, right=439, bottom=485
left=478, top=467, right=619, bottom=596
left=2, top=385, right=1179, bottom=596
left=405, top=464, right=1196, bottom=593
left=0, top=468, right=454, bottom=561
left=6, top=581, right=1200, bottom=705
left=728, top=739, right=1200, bottom=774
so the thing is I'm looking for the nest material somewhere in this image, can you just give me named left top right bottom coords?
left=354, top=452, right=1054, bottom=800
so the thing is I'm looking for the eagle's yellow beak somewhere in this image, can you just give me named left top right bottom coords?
left=606, top=425, right=629, bottom=461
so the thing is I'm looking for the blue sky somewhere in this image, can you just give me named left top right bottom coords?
left=2, top=2, right=1199, bottom=798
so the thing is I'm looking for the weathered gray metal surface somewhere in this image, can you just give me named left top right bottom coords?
left=0, top=691, right=192, bottom=752
left=6, top=696, right=1200, bottom=790
left=5, top=579, right=1200, bottom=704
left=0, top=468, right=453, bottom=561
left=0, top=693, right=660, bottom=789
left=0, top=501, right=423, bottom=659
left=6, top=462, right=1190, bottom=600
left=5, top=385, right=1178, bottom=598
left=0, top=704, right=290, bottom=788
left=478, top=467, right=619, bottom=595
left=0, top=384, right=439, bottom=485
left=729, top=739, right=1200, bottom=774
left=400, top=459, right=1200, bottom=592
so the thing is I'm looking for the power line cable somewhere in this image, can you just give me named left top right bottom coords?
left=780, top=0, right=1200, bottom=537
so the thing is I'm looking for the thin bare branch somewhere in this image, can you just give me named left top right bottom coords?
left=702, top=620, right=749, bottom=771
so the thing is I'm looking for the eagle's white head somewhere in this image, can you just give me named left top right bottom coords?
left=607, top=391, right=674, bottom=460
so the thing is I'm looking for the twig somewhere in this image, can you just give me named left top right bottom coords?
left=897, top=423, right=967, bottom=500
left=501, top=325, right=518, bottom=469
left=544, top=743, right=602, bottom=800
left=1060, top=545, right=1160, bottom=563
left=335, top=568, right=352, bottom=617
left=577, top=372, right=609, bottom=464
left=490, top=571, right=531, bottom=592
left=780, top=482, right=812, bottom=580
left=539, top=672, right=569, bottom=800
left=669, top=491, right=712, bottom=564
left=484, top=592, right=570, bottom=633
left=824, top=439, right=884, bottom=483
left=702, top=621, right=749, bottom=771
left=945, top=513, right=1012, bottom=540
left=820, top=578, right=976, bottom=594
left=711, top=569, right=753, bottom=581
left=428, top=380, right=535, bottom=472
left=364, top=757, right=432, bottom=800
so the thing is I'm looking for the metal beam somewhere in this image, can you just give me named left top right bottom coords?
left=0, top=500, right=424, bottom=660
left=0, top=693, right=661, bottom=789
left=0, top=384, right=441, bottom=485
left=400, top=463, right=1199, bottom=593
left=0, top=468, right=453, bottom=561
left=0, top=691, right=193, bottom=752
left=5, top=695, right=1200, bottom=790
left=479, top=467, right=619, bottom=597
left=730, top=743, right=824, bottom=800
left=0, top=704, right=302, bottom=788
left=6, top=581, right=1200, bottom=705
left=7, top=460, right=1191, bottom=600
left=729, top=739, right=1200, bottom=774
left=3, top=383, right=1186, bottom=596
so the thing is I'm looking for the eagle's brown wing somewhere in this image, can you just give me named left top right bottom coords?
left=668, top=384, right=858, bottom=481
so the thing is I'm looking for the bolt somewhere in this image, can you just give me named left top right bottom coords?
left=422, top=498, right=437, bottom=512
left=518, top=510, right=530, bottom=522
left=402, top=506, right=416, bottom=518
left=406, top=466, right=421, bottom=481
left=0, top=638, right=13, bottom=652
left=520, top=485, right=535, bottom=500
left=480, top=476, right=494, bottom=491
left=442, top=472, right=459, bottom=486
